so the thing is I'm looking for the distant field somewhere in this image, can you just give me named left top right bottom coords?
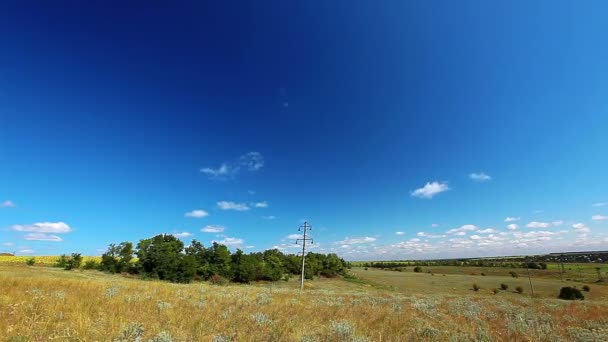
left=0, top=255, right=102, bottom=266
left=349, top=267, right=608, bottom=300
left=1, top=264, right=608, bottom=340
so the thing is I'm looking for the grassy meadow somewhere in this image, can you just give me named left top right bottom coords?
left=0, top=262, right=607, bottom=341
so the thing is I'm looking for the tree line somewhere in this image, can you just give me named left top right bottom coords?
left=90, top=234, right=347, bottom=283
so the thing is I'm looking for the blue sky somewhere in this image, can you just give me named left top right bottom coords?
left=1, top=1, right=607, bottom=260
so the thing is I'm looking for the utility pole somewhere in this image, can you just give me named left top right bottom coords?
left=296, top=221, right=313, bottom=291
left=525, top=256, right=535, bottom=296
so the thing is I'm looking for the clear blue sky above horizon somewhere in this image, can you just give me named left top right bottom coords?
left=1, top=1, right=607, bottom=260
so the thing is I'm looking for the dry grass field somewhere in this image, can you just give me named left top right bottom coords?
left=1, top=264, right=608, bottom=341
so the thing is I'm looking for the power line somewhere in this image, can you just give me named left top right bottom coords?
left=295, top=221, right=313, bottom=291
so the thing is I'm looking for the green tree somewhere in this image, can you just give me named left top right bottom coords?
left=208, top=242, right=232, bottom=279
left=136, top=234, right=191, bottom=282
left=100, top=242, right=134, bottom=273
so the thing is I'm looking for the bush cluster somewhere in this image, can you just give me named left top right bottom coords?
left=558, top=287, right=584, bottom=300
left=91, top=234, right=347, bottom=284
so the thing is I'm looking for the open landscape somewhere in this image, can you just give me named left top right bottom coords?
left=2, top=1, right=608, bottom=341
left=1, top=256, right=607, bottom=341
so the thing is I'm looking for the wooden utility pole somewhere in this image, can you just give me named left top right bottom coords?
left=296, top=221, right=313, bottom=291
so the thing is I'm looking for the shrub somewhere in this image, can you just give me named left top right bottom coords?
left=509, top=271, right=519, bottom=278
left=582, top=285, right=590, bottom=292
left=65, top=253, right=83, bottom=270
left=492, top=288, right=498, bottom=294
left=210, top=274, right=229, bottom=285
left=413, top=266, right=423, bottom=273
left=500, top=283, right=508, bottom=290
left=25, top=257, right=35, bottom=266
left=83, top=259, right=100, bottom=270
left=515, top=286, right=524, bottom=294
left=481, top=272, right=486, bottom=276
left=55, top=254, right=69, bottom=268
left=558, top=287, right=584, bottom=300
left=472, top=283, right=480, bottom=292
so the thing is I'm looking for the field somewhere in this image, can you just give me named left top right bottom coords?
left=1, top=263, right=608, bottom=341
left=0, top=256, right=102, bottom=267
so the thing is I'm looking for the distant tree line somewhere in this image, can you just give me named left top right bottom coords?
left=72, top=234, right=346, bottom=284
left=361, top=260, right=548, bottom=269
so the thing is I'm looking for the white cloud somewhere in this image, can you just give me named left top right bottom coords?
left=454, top=232, right=466, bottom=236
left=470, top=235, right=482, bottom=240
left=12, top=222, right=72, bottom=233
left=213, top=237, right=244, bottom=247
left=245, top=245, right=255, bottom=249
left=592, top=215, right=608, bottom=221
left=24, top=233, right=63, bottom=242
left=526, top=221, right=550, bottom=229
left=572, top=223, right=591, bottom=234
left=287, top=234, right=303, bottom=240
left=476, top=228, right=497, bottom=234
left=2, top=242, right=14, bottom=246
left=507, top=224, right=519, bottom=230
left=1, top=200, right=15, bottom=208
left=336, top=237, right=376, bottom=244
left=469, top=172, right=491, bottom=182
left=200, top=152, right=264, bottom=179
left=592, top=202, right=607, bottom=207
left=18, top=249, right=34, bottom=254
left=184, top=209, right=209, bottom=218
left=417, top=232, right=446, bottom=238
left=240, top=152, right=264, bottom=171
left=504, top=217, right=520, bottom=222
left=217, top=201, right=249, bottom=211
left=395, top=231, right=406, bottom=235
left=262, top=215, right=276, bottom=220
left=552, top=220, right=564, bottom=226
left=172, top=232, right=193, bottom=239
left=446, top=224, right=477, bottom=235
left=410, top=181, right=450, bottom=199
left=201, top=225, right=225, bottom=233
left=431, top=223, right=439, bottom=228
left=252, top=201, right=268, bottom=208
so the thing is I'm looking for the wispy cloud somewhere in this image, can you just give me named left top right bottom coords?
left=476, top=228, right=497, bottom=234
left=172, top=232, right=193, bottom=239
left=417, top=232, right=446, bottom=238
left=251, top=201, right=268, bottom=208
left=410, top=181, right=449, bottom=199
left=24, top=233, right=63, bottom=242
left=184, top=209, right=209, bottom=218
left=287, top=234, right=303, bottom=240
left=469, top=172, right=491, bottom=182
left=592, top=202, right=607, bottom=207
left=18, top=249, right=34, bottom=254
left=213, top=237, right=244, bottom=247
left=200, top=152, right=264, bottom=179
left=572, top=223, right=591, bottom=234
left=395, top=231, right=405, bottom=235
left=526, top=221, right=562, bottom=229
left=0, top=200, right=15, bottom=208
left=262, top=215, right=276, bottom=220
left=336, top=237, right=376, bottom=244
left=2, top=242, right=14, bottom=246
left=504, top=217, right=520, bottom=222
left=446, top=224, right=477, bottom=235
left=12, top=222, right=72, bottom=233
left=217, top=201, right=249, bottom=211
left=201, top=225, right=225, bottom=233
left=592, top=215, right=608, bottom=221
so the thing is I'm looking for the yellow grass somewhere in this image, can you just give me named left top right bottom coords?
left=1, top=265, right=608, bottom=341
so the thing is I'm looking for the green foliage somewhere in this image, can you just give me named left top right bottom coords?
left=136, top=234, right=193, bottom=283
left=515, top=286, right=524, bottom=294
left=55, top=254, right=69, bottom=268
left=558, top=287, right=584, bottom=300
left=25, top=257, right=35, bottom=266
left=65, top=253, right=83, bottom=270
left=509, top=271, right=519, bottom=278
left=500, top=283, right=508, bottom=290
left=209, top=274, right=229, bottom=285
left=83, top=259, right=100, bottom=270
left=413, top=266, right=423, bottom=273
left=100, top=242, right=134, bottom=274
